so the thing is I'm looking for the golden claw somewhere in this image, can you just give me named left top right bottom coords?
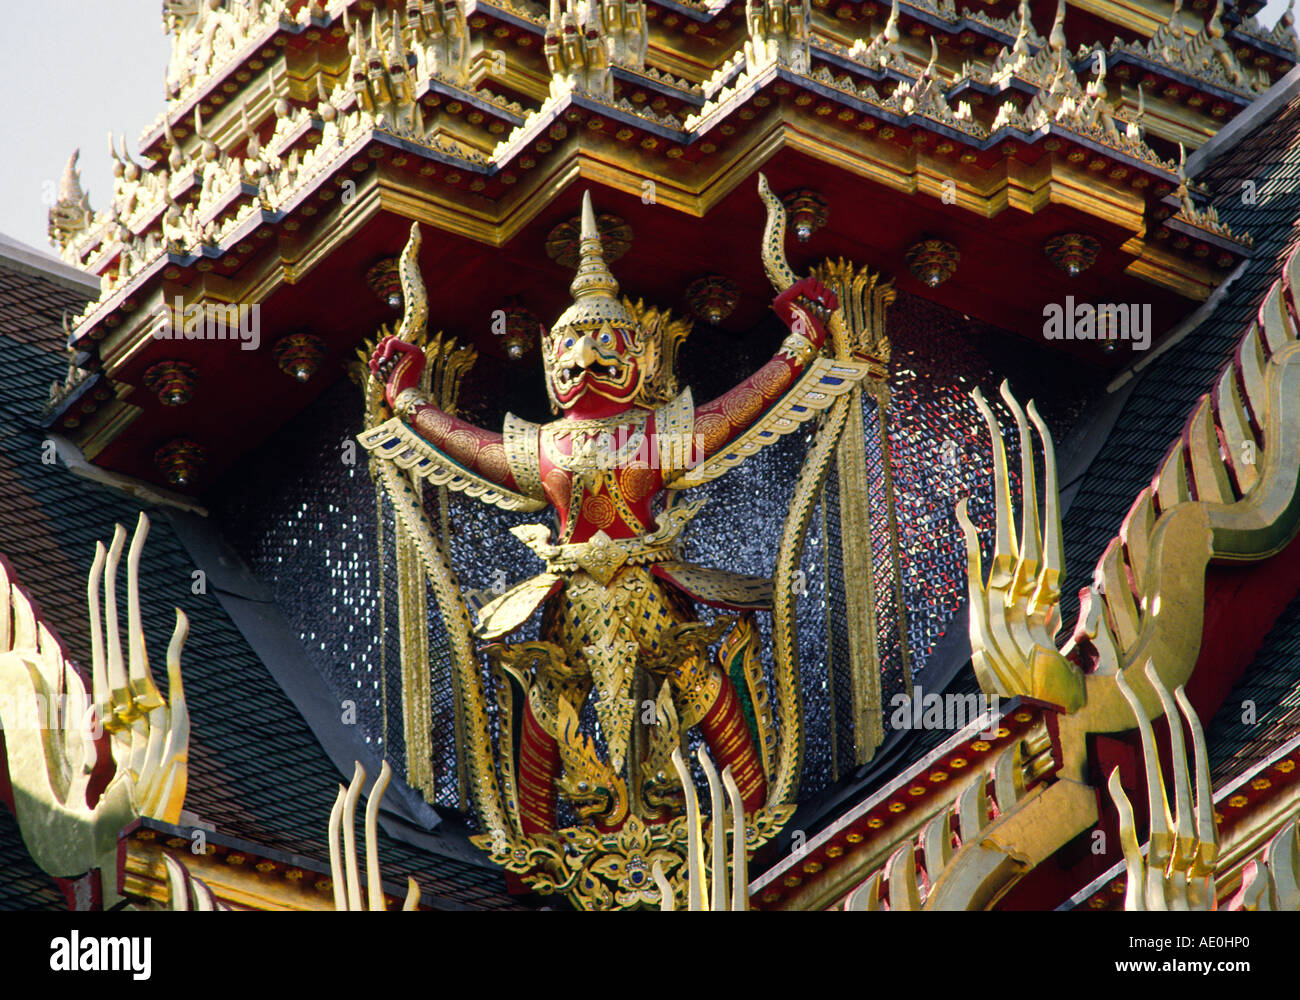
left=959, top=382, right=1080, bottom=708
left=1107, top=663, right=1218, bottom=910
left=327, top=761, right=422, bottom=911
left=659, top=746, right=748, bottom=911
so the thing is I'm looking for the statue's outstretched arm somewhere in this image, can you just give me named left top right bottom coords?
left=369, top=334, right=521, bottom=493
left=692, top=276, right=837, bottom=460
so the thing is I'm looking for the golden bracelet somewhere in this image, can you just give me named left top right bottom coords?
left=393, top=386, right=429, bottom=421
left=778, top=330, right=818, bottom=364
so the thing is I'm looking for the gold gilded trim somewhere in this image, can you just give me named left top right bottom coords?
left=655, top=388, right=696, bottom=483
left=359, top=415, right=547, bottom=512
left=503, top=411, right=545, bottom=500
left=393, top=386, right=428, bottom=421
left=667, top=357, right=871, bottom=490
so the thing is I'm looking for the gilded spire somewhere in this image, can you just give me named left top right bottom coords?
left=570, top=191, right=619, bottom=301
left=1049, top=0, right=1066, bottom=53
left=194, top=105, right=218, bottom=162
left=885, top=0, right=900, bottom=45
left=164, top=119, right=184, bottom=172
left=316, top=73, right=337, bottom=122
left=109, top=131, right=124, bottom=178
left=552, top=191, right=634, bottom=332
left=59, top=149, right=86, bottom=204
left=389, top=8, right=405, bottom=66
left=119, top=134, right=140, bottom=183
left=242, top=105, right=259, bottom=157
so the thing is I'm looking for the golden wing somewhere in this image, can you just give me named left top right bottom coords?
left=663, top=356, right=873, bottom=491
left=358, top=415, right=547, bottom=513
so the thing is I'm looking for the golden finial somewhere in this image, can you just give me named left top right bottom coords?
left=120, top=134, right=140, bottom=183
left=884, top=0, right=899, bottom=44
left=570, top=191, right=619, bottom=302
left=316, top=74, right=337, bottom=122
left=59, top=150, right=86, bottom=205
left=164, top=119, right=184, bottom=172
left=388, top=8, right=406, bottom=65
left=1208, top=0, right=1224, bottom=38
left=109, top=131, right=124, bottom=177
left=194, top=105, right=218, bottom=162
left=1049, top=0, right=1066, bottom=53
left=550, top=191, right=636, bottom=334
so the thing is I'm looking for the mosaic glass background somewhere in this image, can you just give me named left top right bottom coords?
left=216, top=379, right=411, bottom=777
left=216, top=286, right=1100, bottom=818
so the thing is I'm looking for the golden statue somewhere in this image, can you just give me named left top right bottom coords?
left=360, top=177, right=874, bottom=907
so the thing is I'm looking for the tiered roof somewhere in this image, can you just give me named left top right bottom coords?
left=41, top=0, right=1293, bottom=494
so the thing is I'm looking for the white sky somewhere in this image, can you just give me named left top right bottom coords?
left=0, top=0, right=1292, bottom=255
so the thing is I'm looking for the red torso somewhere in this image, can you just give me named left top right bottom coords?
left=538, top=406, right=664, bottom=543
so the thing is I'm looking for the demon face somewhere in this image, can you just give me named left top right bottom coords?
left=543, top=321, right=647, bottom=411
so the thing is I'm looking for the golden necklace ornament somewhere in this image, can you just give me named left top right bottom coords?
left=543, top=410, right=649, bottom=488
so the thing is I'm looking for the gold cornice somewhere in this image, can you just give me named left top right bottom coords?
left=1042, top=157, right=1150, bottom=228
left=645, top=38, right=719, bottom=83
left=468, top=49, right=552, bottom=103
left=775, top=759, right=995, bottom=911
left=1126, top=87, right=1218, bottom=150
left=1120, top=235, right=1220, bottom=300
left=101, top=131, right=1172, bottom=286
left=806, top=726, right=1070, bottom=911
left=279, top=175, right=385, bottom=284
left=123, top=840, right=334, bottom=912
left=76, top=398, right=143, bottom=461
left=75, top=122, right=1206, bottom=374
left=755, top=716, right=1055, bottom=910
left=1070, top=0, right=1180, bottom=39
left=96, top=287, right=168, bottom=376
left=379, top=165, right=548, bottom=245
left=1211, top=779, right=1300, bottom=901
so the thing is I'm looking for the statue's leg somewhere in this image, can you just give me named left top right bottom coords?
left=697, top=672, right=767, bottom=813
left=492, top=629, right=592, bottom=835
left=632, top=574, right=770, bottom=813
left=518, top=698, right=560, bottom=836
left=670, top=651, right=768, bottom=813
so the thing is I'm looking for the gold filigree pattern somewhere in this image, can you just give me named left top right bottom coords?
left=556, top=696, right=629, bottom=826
left=472, top=802, right=792, bottom=909
left=359, top=415, right=547, bottom=513
left=503, top=412, right=545, bottom=499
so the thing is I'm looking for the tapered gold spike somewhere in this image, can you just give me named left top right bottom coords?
left=569, top=190, right=620, bottom=301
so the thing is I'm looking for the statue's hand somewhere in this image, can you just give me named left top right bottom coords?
left=369, top=335, right=425, bottom=407
left=773, top=277, right=837, bottom=350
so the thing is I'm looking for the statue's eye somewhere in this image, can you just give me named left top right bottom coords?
left=563, top=336, right=575, bottom=351
left=599, top=330, right=613, bottom=346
